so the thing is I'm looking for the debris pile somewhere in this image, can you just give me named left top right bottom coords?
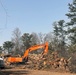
left=23, top=52, right=70, bottom=71
left=2, top=51, right=70, bottom=72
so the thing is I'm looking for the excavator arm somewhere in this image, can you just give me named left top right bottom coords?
left=22, top=42, right=48, bottom=59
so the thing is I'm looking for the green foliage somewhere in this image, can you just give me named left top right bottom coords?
left=0, top=46, right=2, bottom=50
left=48, top=42, right=54, bottom=53
left=68, top=44, right=76, bottom=54
left=53, top=21, right=60, bottom=36
left=3, top=41, right=14, bottom=53
left=66, top=0, right=76, bottom=45
left=53, top=20, right=66, bottom=46
left=0, top=46, right=3, bottom=53
left=58, top=20, right=66, bottom=45
left=52, top=20, right=67, bottom=57
left=22, top=33, right=32, bottom=49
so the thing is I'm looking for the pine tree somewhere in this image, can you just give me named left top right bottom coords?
left=53, top=21, right=59, bottom=50
left=53, top=20, right=66, bottom=57
left=58, top=20, right=66, bottom=46
left=53, top=20, right=66, bottom=46
left=66, top=0, right=76, bottom=44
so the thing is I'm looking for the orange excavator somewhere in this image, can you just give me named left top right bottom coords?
left=7, top=42, right=48, bottom=64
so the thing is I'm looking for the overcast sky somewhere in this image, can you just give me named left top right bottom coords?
left=0, top=0, right=72, bottom=45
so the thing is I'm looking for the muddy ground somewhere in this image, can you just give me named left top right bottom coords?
left=0, top=69, right=76, bottom=75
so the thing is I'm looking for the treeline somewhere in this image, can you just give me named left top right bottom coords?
left=0, top=0, right=76, bottom=57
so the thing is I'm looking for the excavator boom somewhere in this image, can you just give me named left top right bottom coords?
left=22, top=42, right=48, bottom=59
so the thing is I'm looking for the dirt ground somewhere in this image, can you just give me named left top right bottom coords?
left=0, top=69, right=76, bottom=75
